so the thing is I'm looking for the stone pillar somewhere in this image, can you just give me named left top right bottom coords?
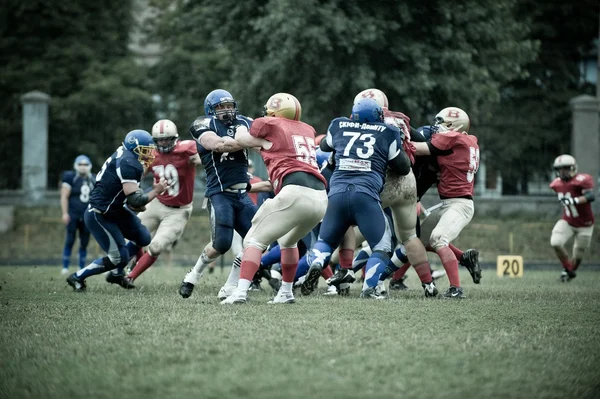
left=570, top=94, right=599, bottom=213
left=20, top=91, right=50, bottom=204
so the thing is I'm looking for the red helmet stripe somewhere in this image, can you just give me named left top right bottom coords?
left=159, top=120, right=165, bottom=134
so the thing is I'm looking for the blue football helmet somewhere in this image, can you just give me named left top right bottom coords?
left=122, top=129, right=156, bottom=168
left=351, top=98, right=384, bottom=123
left=204, top=89, right=238, bottom=123
left=315, top=149, right=331, bottom=169
left=73, top=155, right=92, bottom=175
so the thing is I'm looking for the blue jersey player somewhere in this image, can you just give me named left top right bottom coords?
left=66, top=130, right=168, bottom=291
left=179, top=89, right=260, bottom=299
left=301, top=98, right=411, bottom=298
left=60, top=155, right=95, bottom=275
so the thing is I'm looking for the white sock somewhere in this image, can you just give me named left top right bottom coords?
left=280, top=282, right=293, bottom=293
left=237, top=278, right=251, bottom=292
left=184, top=250, right=218, bottom=284
left=224, top=254, right=242, bottom=287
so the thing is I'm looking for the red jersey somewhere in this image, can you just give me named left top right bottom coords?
left=249, top=117, right=327, bottom=194
left=150, top=140, right=197, bottom=206
left=383, top=109, right=416, bottom=164
left=549, top=174, right=595, bottom=227
left=248, top=175, right=263, bottom=205
left=431, top=132, right=479, bottom=198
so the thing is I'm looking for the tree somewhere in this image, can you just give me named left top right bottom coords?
left=149, top=0, right=538, bottom=135
left=0, top=0, right=152, bottom=188
left=478, top=1, right=599, bottom=194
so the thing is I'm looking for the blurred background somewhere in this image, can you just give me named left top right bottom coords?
left=0, top=0, right=599, bottom=265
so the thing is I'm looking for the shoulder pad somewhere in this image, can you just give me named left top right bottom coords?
left=190, top=116, right=214, bottom=139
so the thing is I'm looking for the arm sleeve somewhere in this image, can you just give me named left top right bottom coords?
left=117, top=158, right=142, bottom=184
left=61, top=171, right=74, bottom=188
left=249, top=118, right=268, bottom=138
left=183, top=140, right=198, bottom=156
left=426, top=141, right=453, bottom=156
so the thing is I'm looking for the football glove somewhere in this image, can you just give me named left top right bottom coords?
left=560, top=197, right=578, bottom=206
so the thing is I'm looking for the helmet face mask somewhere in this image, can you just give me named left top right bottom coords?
left=152, top=119, right=179, bottom=153
left=73, top=155, right=92, bottom=175
left=123, top=129, right=156, bottom=168
left=432, top=107, right=470, bottom=134
left=553, top=154, right=577, bottom=181
left=204, top=90, right=238, bottom=124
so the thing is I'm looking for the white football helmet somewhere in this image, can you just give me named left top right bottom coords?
left=433, top=107, right=470, bottom=133
left=151, top=119, right=179, bottom=153
left=263, top=93, right=302, bottom=120
left=353, top=88, right=389, bottom=109
left=553, top=154, right=577, bottom=181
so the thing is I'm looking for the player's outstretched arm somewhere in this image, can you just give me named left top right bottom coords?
left=198, top=131, right=245, bottom=153
left=413, top=142, right=431, bottom=156
left=123, top=180, right=167, bottom=209
left=189, top=153, right=202, bottom=165
left=235, top=125, right=272, bottom=150
left=249, top=181, right=273, bottom=193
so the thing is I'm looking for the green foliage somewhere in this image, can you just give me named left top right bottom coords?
left=0, top=0, right=152, bottom=188
left=149, top=0, right=538, bottom=134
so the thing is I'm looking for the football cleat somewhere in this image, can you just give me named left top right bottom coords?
left=389, top=276, right=408, bottom=290
left=360, top=287, right=386, bottom=300
left=323, top=285, right=338, bottom=296
left=560, top=269, right=576, bottom=282
left=300, top=261, right=323, bottom=296
left=431, top=269, right=447, bottom=280
left=442, top=286, right=465, bottom=299
left=179, top=282, right=195, bottom=298
left=268, top=291, right=296, bottom=304
left=268, top=269, right=282, bottom=293
left=338, top=282, right=351, bottom=296
left=460, top=249, right=482, bottom=284
left=220, top=290, right=247, bottom=305
left=376, top=280, right=387, bottom=296
left=106, top=272, right=136, bottom=289
left=422, top=282, right=438, bottom=297
left=217, top=284, right=237, bottom=300
left=61, top=268, right=70, bottom=276
left=327, top=268, right=356, bottom=287
left=66, top=273, right=86, bottom=292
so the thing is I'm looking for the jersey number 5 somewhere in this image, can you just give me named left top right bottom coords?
left=153, top=164, right=180, bottom=197
left=292, top=135, right=317, bottom=167
left=466, top=147, right=480, bottom=183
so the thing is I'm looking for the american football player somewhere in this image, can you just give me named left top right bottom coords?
left=125, top=119, right=202, bottom=284
left=60, top=155, right=95, bottom=275
left=66, top=130, right=168, bottom=291
left=220, top=92, right=328, bottom=304
left=549, top=154, right=595, bottom=281
left=412, top=107, right=479, bottom=298
left=179, top=89, right=270, bottom=299
left=302, top=98, right=411, bottom=299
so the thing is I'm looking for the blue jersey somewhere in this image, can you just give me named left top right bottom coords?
left=89, top=147, right=144, bottom=214
left=62, top=171, right=96, bottom=216
left=190, top=115, right=253, bottom=197
left=325, top=117, right=403, bottom=201
left=413, top=125, right=439, bottom=200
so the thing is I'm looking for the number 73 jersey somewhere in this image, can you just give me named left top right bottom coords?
left=550, top=174, right=595, bottom=227
left=249, top=117, right=326, bottom=194
left=150, top=140, right=198, bottom=207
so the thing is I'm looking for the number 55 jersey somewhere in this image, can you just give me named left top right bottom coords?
left=550, top=174, right=595, bottom=227
left=249, top=117, right=326, bottom=193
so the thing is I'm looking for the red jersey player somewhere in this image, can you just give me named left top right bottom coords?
left=413, top=106, right=479, bottom=299
left=549, top=154, right=595, bottom=281
left=221, top=92, right=328, bottom=304
left=126, top=119, right=201, bottom=284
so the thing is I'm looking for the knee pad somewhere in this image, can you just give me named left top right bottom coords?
left=244, top=237, right=268, bottom=252
left=429, top=231, right=448, bottom=250
left=148, top=241, right=165, bottom=257
left=213, top=235, right=233, bottom=254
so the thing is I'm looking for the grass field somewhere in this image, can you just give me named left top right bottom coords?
left=1, top=266, right=600, bottom=399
